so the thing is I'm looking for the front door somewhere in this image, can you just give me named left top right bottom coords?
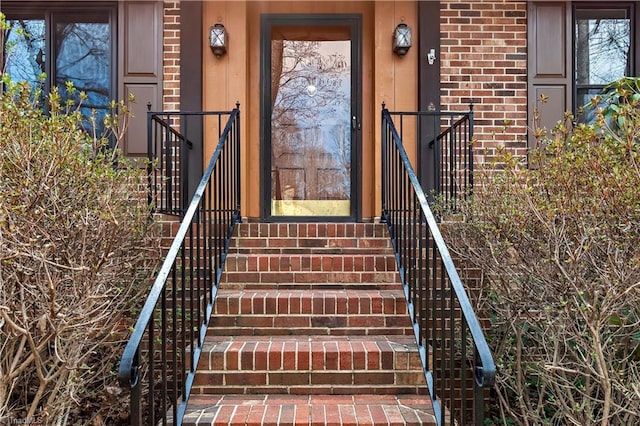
left=261, top=15, right=361, bottom=221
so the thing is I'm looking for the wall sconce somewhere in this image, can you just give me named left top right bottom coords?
left=209, top=23, right=227, bottom=57
left=393, top=22, right=412, bottom=56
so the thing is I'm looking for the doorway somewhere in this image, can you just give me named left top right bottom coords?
left=261, top=15, right=362, bottom=221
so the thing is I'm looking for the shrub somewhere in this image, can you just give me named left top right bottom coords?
left=442, top=79, right=640, bottom=425
left=0, top=76, right=159, bottom=422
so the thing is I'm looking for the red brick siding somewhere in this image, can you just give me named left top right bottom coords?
left=441, top=0, right=528, bottom=167
left=163, top=1, right=180, bottom=112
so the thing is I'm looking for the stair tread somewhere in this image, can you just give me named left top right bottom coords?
left=198, top=335, right=420, bottom=371
left=202, top=334, right=418, bottom=345
left=182, top=394, right=436, bottom=426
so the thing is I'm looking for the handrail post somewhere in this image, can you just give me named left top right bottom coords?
left=235, top=102, right=241, bottom=221
left=147, top=104, right=154, bottom=211
left=468, top=104, right=474, bottom=193
left=182, top=115, right=190, bottom=215
left=381, top=103, right=387, bottom=222
left=131, top=350, right=142, bottom=426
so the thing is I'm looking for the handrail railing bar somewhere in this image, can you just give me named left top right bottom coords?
left=409, top=197, right=414, bottom=315
left=235, top=114, right=240, bottom=221
left=468, top=108, right=474, bottom=192
left=147, top=112, right=154, bottom=209
left=185, top=217, right=193, bottom=390
left=152, top=115, right=194, bottom=149
left=436, top=248, right=443, bottom=426
left=169, top=262, right=174, bottom=425
left=450, top=115, right=456, bottom=207
left=195, top=206, right=201, bottom=372
left=147, top=314, right=156, bottom=425
left=163, top=123, right=172, bottom=214
left=224, top=131, right=229, bottom=245
left=182, top=117, right=190, bottom=212
left=381, top=112, right=387, bottom=217
left=473, top=347, right=484, bottom=423
left=461, top=319, right=468, bottom=424
left=431, top=115, right=468, bottom=141
left=448, top=268, right=456, bottom=426
left=216, top=146, right=222, bottom=275
left=119, top=108, right=240, bottom=424
left=161, top=281, right=167, bottom=425
left=417, top=206, right=424, bottom=351
left=150, top=110, right=237, bottom=116
left=382, top=107, right=495, bottom=385
left=206, top=181, right=212, bottom=295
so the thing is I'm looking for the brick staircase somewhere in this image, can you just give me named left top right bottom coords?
left=183, top=223, right=435, bottom=425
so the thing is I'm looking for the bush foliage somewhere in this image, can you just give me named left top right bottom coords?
left=443, top=78, right=640, bottom=425
left=0, top=77, right=159, bottom=423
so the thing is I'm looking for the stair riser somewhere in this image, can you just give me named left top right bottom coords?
left=235, top=223, right=390, bottom=239
left=208, top=326, right=413, bottom=336
left=214, top=291, right=407, bottom=315
left=208, top=316, right=412, bottom=336
left=191, top=383, right=427, bottom=396
left=193, top=371, right=426, bottom=393
left=221, top=272, right=400, bottom=285
left=231, top=238, right=391, bottom=251
left=224, top=254, right=398, bottom=273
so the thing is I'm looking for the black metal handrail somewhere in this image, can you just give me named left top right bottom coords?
left=382, top=105, right=495, bottom=426
left=148, top=110, right=233, bottom=216
left=387, top=107, right=473, bottom=211
left=119, top=105, right=241, bottom=425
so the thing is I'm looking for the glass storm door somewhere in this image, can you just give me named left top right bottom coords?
left=262, top=16, right=360, bottom=220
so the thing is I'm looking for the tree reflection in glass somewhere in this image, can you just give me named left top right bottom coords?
left=271, top=38, right=351, bottom=216
left=56, top=19, right=111, bottom=135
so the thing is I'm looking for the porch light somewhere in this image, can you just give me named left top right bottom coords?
left=393, top=22, right=411, bottom=56
left=209, top=23, right=227, bottom=57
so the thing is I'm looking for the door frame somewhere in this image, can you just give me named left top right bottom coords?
left=260, top=13, right=362, bottom=222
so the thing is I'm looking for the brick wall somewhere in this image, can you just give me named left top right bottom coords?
left=440, top=0, right=528, bottom=168
left=163, top=1, right=180, bottom=112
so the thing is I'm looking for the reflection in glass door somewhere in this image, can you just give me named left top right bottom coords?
left=270, top=35, right=352, bottom=217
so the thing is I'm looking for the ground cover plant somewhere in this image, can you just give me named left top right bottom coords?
left=0, top=69, right=159, bottom=423
left=442, top=78, right=640, bottom=425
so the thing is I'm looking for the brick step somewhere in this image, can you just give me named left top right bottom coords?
left=235, top=223, right=390, bottom=239
left=192, top=336, right=426, bottom=395
left=181, top=394, right=436, bottom=425
left=231, top=245, right=393, bottom=255
left=209, top=289, right=412, bottom=336
left=220, top=275, right=401, bottom=289
left=221, top=253, right=400, bottom=287
left=230, top=237, right=392, bottom=253
left=231, top=223, right=392, bottom=254
left=224, top=254, right=398, bottom=273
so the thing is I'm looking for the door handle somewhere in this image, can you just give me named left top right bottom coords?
left=351, top=116, right=360, bottom=130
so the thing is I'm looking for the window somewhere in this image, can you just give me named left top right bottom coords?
left=574, top=5, right=633, bottom=112
left=2, top=3, right=116, bottom=134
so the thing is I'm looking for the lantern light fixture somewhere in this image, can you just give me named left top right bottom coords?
left=393, top=22, right=412, bottom=56
left=209, top=23, right=227, bottom=57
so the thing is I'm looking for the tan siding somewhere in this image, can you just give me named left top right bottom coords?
left=203, top=1, right=417, bottom=220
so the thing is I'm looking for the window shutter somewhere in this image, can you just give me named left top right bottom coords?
left=118, top=1, right=163, bottom=157
left=527, top=2, right=572, bottom=150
